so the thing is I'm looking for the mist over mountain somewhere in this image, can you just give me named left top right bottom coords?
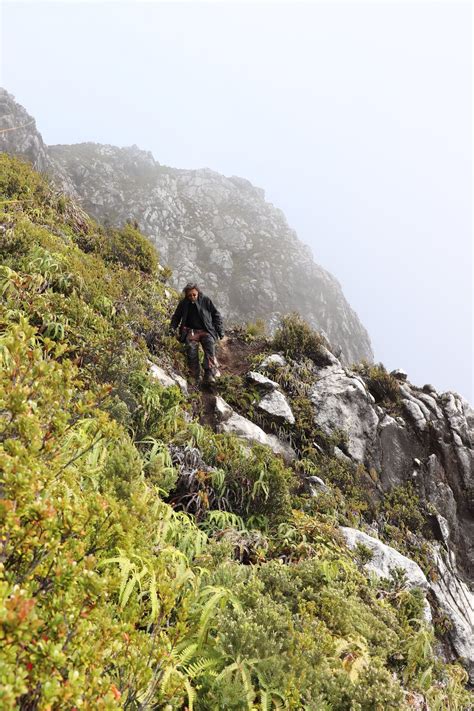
left=0, top=88, right=372, bottom=366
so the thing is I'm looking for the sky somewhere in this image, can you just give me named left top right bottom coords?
left=1, top=0, right=472, bottom=402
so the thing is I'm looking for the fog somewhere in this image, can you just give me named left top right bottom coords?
left=1, top=0, right=472, bottom=402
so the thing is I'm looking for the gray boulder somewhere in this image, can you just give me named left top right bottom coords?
left=247, top=371, right=279, bottom=390
left=340, top=527, right=429, bottom=591
left=214, top=396, right=295, bottom=463
left=257, top=390, right=295, bottom=425
left=148, top=362, right=188, bottom=395
left=310, top=364, right=378, bottom=462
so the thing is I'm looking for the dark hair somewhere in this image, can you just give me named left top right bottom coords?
left=183, top=283, right=200, bottom=295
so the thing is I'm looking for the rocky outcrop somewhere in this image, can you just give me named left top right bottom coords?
left=0, top=90, right=78, bottom=197
left=341, top=526, right=429, bottom=590
left=341, top=526, right=432, bottom=621
left=307, top=357, right=474, bottom=583
left=214, top=396, right=295, bottom=463
left=342, top=527, right=474, bottom=681
left=430, top=545, right=474, bottom=680
left=0, top=88, right=373, bottom=366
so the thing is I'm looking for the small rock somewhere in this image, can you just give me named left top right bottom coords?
left=214, top=396, right=296, bottom=463
left=148, top=362, right=188, bottom=395
left=247, top=371, right=279, bottom=390
left=391, top=368, right=408, bottom=381
left=306, top=475, right=329, bottom=494
left=260, top=354, right=287, bottom=369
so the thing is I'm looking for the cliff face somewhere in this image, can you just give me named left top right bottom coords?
left=0, top=88, right=373, bottom=365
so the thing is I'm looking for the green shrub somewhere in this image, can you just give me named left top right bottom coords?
left=272, top=313, right=331, bottom=365
left=102, top=223, right=158, bottom=274
left=353, top=361, right=401, bottom=412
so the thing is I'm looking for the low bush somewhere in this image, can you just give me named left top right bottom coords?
left=272, top=313, right=331, bottom=366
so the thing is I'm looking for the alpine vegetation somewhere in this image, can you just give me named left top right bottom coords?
left=1, top=155, right=473, bottom=709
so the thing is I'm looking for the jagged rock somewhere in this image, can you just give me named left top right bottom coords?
left=0, top=89, right=374, bottom=366
left=334, top=447, right=352, bottom=464
left=401, top=400, right=428, bottom=432
left=214, top=396, right=295, bottom=463
left=148, top=362, right=188, bottom=395
left=390, top=368, right=408, bottom=381
left=430, top=546, right=474, bottom=681
left=259, top=353, right=287, bottom=369
left=319, top=344, right=342, bottom=365
left=257, top=390, right=295, bottom=425
left=307, top=357, right=474, bottom=584
left=247, top=371, right=279, bottom=390
left=310, top=364, right=378, bottom=462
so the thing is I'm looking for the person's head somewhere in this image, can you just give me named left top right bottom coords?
left=183, top=283, right=200, bottom=302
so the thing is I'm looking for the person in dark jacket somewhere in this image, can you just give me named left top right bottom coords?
left=170, top=283, right=224, bottom=384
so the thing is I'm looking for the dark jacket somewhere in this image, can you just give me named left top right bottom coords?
left=170, top=293, right=224, bottom=341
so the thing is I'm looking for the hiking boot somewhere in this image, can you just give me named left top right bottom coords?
left=202, top=371, right=216, bottom=385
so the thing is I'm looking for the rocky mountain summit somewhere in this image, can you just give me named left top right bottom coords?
left=0, top=88, right=372, bottom=365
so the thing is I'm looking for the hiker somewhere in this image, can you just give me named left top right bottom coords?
left=169, top=283, right=224, bottom=384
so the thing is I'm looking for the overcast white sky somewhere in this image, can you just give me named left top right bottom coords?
left=1, top=1, right=472, bottom=402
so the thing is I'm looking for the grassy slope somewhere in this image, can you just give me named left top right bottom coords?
left=0, top=155, right=471, bottom=710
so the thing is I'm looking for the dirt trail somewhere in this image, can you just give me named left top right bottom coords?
left=215, top=335, right=257, bottom=376
left=197, top=334, right=261, bottom=428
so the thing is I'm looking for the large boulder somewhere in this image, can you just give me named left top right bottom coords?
left=214, top=396, right=295, bottom=463
left=341, top=528, right=474, bottom=680
left=340, top=527, right=429, bottom=591
left=309, top=364, right=378, bottom=462
left=247, top=371, right=279, bottom=390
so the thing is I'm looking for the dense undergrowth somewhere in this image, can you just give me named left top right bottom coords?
left=0, top=155, right=472, bottom=709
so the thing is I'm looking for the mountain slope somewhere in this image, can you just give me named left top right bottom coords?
left=0, top=87, right=373, bottom=365
left=0, top=155, right=472, bottom=709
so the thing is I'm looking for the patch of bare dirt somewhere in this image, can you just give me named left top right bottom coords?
left=216, top=333, right=265, bottom=377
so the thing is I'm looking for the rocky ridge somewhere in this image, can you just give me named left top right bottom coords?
left=151, top=331, right=474, bottom=681
left=0, top=88, right=372, bottom=365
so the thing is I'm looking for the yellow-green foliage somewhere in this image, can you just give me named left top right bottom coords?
left=352, top=361, right=402, bottom=412
left=1, top=155, right=472, bottom=709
